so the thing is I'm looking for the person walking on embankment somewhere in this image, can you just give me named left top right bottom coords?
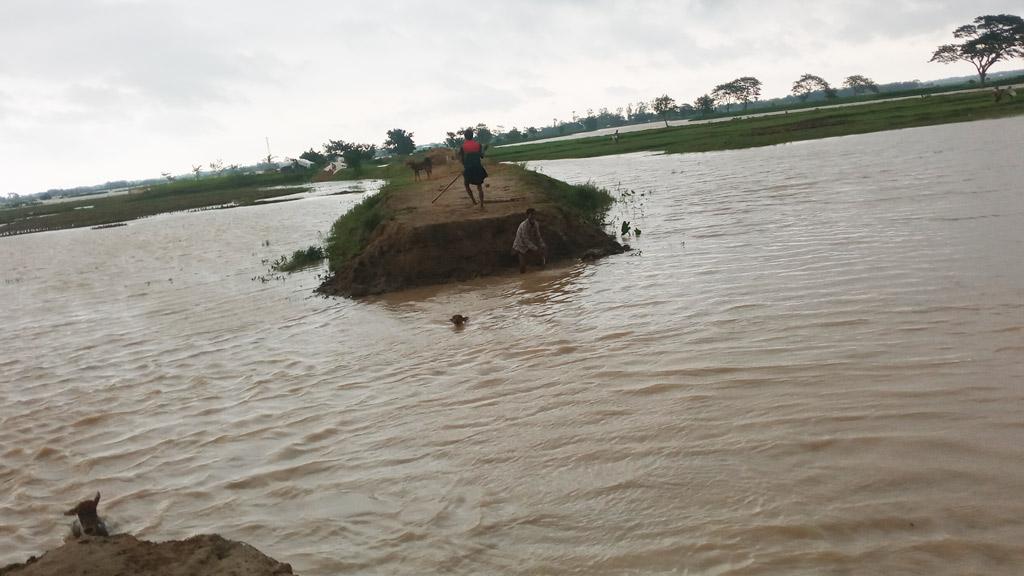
left=459, top=128, right=488, bottom=209
left=513, top=208, right=547, bottom=273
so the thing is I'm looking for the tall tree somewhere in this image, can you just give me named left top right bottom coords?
left=300, top=148, right=327, bottom=165
left=444, top=130, right=465, bottom=149
left=733, top=77, right=763, bottom=110
left=651, top=95, right=677, bottom=127
left=341, top=149, right=364, bottom=171
left=792, top=74, right=832, bottom=102
left=712, top=82, right=740, bottom=112
left=323, top=139, right=376, bottom=161
left=843, top=75, right=880, bottom=95
left=695, top=94, right=716, bottom=115
left=323, top=139, right=352, bottom=157
left=474, top=124, right=494, bottom=145
left=383, top=129, right=416, bottom=155
left=930, top=14, right=1024, bottom=85
left=633, top=101, right=650, bottom=121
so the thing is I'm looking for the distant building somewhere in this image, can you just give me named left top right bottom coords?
left=273, top=158, right=315, bottom=172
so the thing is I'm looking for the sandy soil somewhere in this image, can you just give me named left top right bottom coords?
left=0, top=534, right=294, bottom=576
left=389, top=161, right=534, bottom=225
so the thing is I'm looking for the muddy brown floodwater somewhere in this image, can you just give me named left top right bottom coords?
left=2, top=119, right=1024, bottom=575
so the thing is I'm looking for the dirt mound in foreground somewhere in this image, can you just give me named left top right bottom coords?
left=0, top=534, right=294, bottom=576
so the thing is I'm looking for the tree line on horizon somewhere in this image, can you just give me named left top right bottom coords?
left=485, top=13, right=1024, bottom=147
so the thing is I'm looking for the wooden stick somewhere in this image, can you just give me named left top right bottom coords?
left=432, top=174, right=462, bottom=203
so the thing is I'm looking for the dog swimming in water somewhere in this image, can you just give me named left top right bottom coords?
left=65, top=492, right=109, bottom=537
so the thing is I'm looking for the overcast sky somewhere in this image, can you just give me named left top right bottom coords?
left=1, top=0, right=1022, bottom=195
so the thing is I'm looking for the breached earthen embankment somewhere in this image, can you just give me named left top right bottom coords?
left=317, top=162, right=625, bottom=297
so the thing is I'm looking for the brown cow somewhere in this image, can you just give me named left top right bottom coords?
left=406, top=157, right=433, bottom=181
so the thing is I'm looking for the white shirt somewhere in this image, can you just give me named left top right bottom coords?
left=513, top=218, right=545, bottom=254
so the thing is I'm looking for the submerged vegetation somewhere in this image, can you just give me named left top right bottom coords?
left=271, top=245, right=326, bottom=273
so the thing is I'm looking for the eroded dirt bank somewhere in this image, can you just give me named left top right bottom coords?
left=0, top=534, right=294, bottom=576
left=318, top=162, right=624, bottom=297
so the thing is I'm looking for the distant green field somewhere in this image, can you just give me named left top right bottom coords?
left=0, top=154, right=432, bottom=237
left=490, top=91, right=1024, bottom=163
left=0, top=172, right=310, bottom=236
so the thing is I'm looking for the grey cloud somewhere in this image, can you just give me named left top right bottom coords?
left=524, top=85, right=557, bottom=98
left=2, top=0, right=1019, bottom=194
left=1, top=1, right=288, bottom=110
left=0, top=90, right=12, bottom=122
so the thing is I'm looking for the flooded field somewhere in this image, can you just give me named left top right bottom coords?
left=2, top=117, right=1023, bottom=574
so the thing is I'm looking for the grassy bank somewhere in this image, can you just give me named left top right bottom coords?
left=0, top=172, right=311, bottom=236
left=325, top=191, right=390, bottom=271
left=315, top=159, right=430, bottom=270
left=490, top=91, right=1024, bottom=162
left=323, top=164, right=416, bottom=271
left=515, top=166, right=614, bottom=226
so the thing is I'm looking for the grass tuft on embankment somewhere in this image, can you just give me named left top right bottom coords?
left=324, top=161, right=422, bottom=272
left=515, top=167, right=614, bottom=226
left=325, top=191, right=390, bottom=272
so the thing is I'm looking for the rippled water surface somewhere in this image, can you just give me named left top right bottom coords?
left=3, top=119, right=1024, bottom=574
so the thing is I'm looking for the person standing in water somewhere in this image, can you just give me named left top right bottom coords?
left=513, top=208, right=547, bottom=273
left=459, top=128, right=488, bottom=209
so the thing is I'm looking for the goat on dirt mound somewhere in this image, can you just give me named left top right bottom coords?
left=406, top=157, right=433, bottom=181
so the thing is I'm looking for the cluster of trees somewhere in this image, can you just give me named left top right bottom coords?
left=296, top=128, right=419, bottom=170
left=445, top=124, right=492, bottom=148
left=488, top=13, right=1022, bottom=147
left=383, top=129, right=416, bottom=155
left=691, top=73, right=880, bottom=112
left=482, top=99, right=692, bottom=146
left=843, top=75, right=880, bottom=95
left=789, top=74, right=878, bottom=100
left=791, top=74, right=837, bottom=101
left=486, top=70, right=883, bottom=146
left=710, top=77, right=763, bottom=111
